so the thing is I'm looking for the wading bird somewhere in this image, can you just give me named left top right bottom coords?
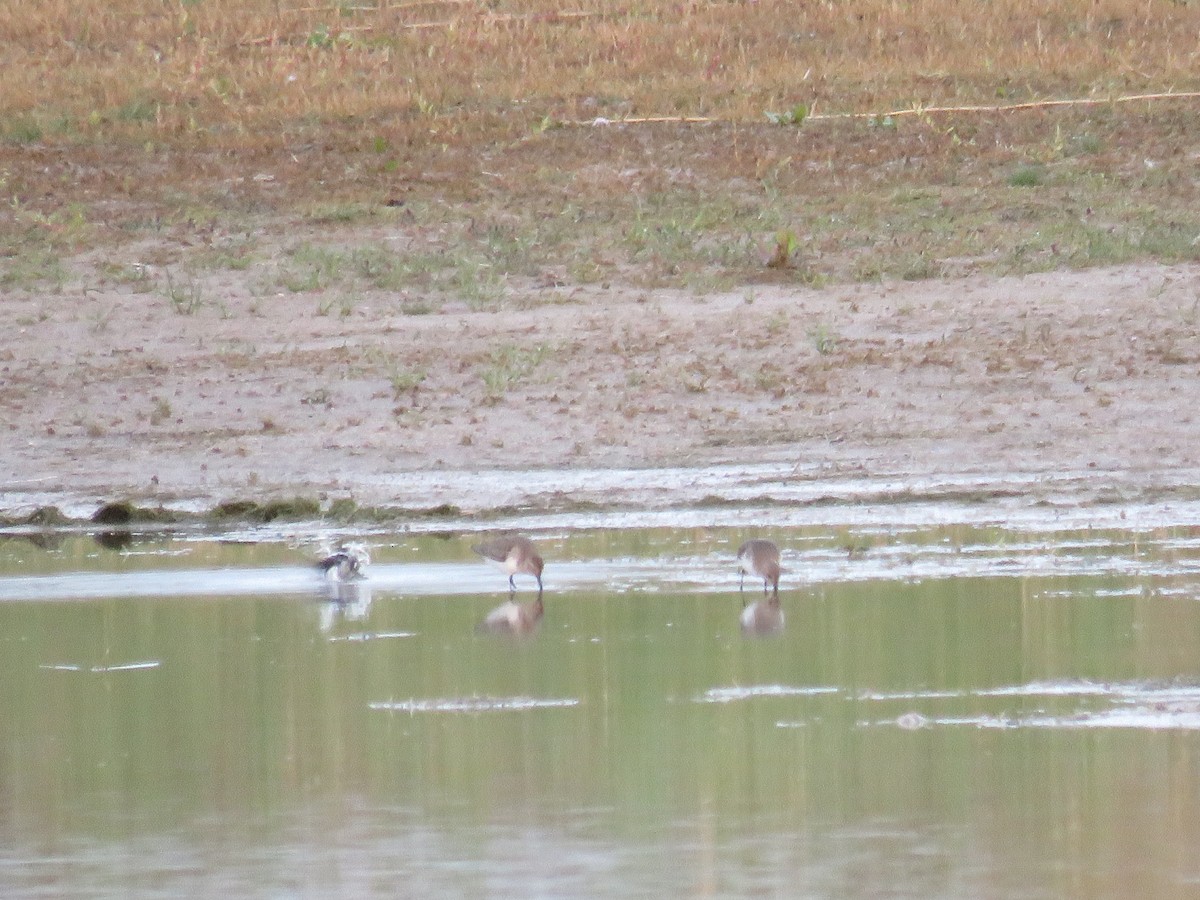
left=472, top=534, right=544, bottom=593
left=736, top=539, right=780, bottom=598
left=318, top=541, right=370, bottom=582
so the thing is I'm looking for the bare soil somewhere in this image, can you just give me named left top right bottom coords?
left=3, top=255, right=1199, bottom=516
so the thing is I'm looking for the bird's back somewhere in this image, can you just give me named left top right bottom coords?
left=473, top=535, right=529, bottom=562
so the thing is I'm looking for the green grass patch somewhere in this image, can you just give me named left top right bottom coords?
left=480, top=343, right=550, bottom=404
left=1009, top=164, right=1047, bottom=187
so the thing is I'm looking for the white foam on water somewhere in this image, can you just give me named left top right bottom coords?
left=857, top=689, right=968, bottom=701
left=975, top=680, right=1115, bottom=697
left=699, top=684, right=841, bottom=704
left=369, top=696, right=580, bottom=714
left=852, top=679, right=1200, bottom=731
left=327, top=631, right=417, bottom=643
left=895, top=709, right=1200, bottom=731
left=38, top=660, right=161, bottom=673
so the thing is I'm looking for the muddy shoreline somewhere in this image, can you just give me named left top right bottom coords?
left=4, top=262, right=1200, bottom=525
left=6, top=462, right=1200, bottom=538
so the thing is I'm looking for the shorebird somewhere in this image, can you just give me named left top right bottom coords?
left=740, top=594, right=785, bottom=636
left=471, top=534, right=544, bottom=593
left=736, top=539, right=781, bottom=598
left=318, top=541, right=370, bottom=582
left=477, top=592, right=545, bottom=636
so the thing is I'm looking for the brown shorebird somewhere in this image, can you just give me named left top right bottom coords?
left=736, top=539, right=781, bottom=598
left=472, top=534, right=544, bottom=593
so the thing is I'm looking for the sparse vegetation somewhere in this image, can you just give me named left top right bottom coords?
left=765, top=311, right=788, bottom=337
left=1009, top=164, right=1047, bottom=188
left=161, top=268, right=204, bottom=315
left=807, top=325, right=840, bottom=356
left=480, top=344, right=549, bottom=404
left=766, top=230, right=800, bottom=270
left=1, top=247, right=69, bottom=290
left=1, top=0, right=1198, bottom=299
left=149, top=397, right=172, bottom=426
left=301, top=387, right=333, bottom=408
left=765, top=104, right=809, bottom=127
left=390, top=367, right=427, bottom=402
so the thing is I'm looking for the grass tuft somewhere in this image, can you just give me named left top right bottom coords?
left=1009, top=164, right=1046, bottom=188
left=161, top=268, right=205, bottom=314
left=480, top=344, right=549, bottom=404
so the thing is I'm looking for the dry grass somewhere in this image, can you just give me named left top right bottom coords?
left=4, top=0, right=1197, bottom=141
left=5, top=0, right=1198, bottom=145
left=2, top=0, right=1199, bottom=292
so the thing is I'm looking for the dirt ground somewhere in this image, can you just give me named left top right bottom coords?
left=3, top=258, right=1200, bottom=516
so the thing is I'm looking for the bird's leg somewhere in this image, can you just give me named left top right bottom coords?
left=509, top=574, right=517, bottom=591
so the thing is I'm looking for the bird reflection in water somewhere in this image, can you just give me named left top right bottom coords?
left=319, top=581, right=373, bottom=633
left=477, top=588, right=549, bottom=638
left=476, top=588, right=545, bottom=636
left=740, top=594, right=785, bottom=636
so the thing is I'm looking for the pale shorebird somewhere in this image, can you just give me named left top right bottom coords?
left=471, top=534, right=544, bottom=593
left=318, top=542, right=370, bottom=582
left=736, top=539, right=781, bottom=598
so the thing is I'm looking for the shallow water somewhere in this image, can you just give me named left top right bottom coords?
left=2, top=515, right=1200, bottom=897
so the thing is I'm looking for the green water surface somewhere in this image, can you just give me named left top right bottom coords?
left=1, top=530, right=1198, bottom=898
